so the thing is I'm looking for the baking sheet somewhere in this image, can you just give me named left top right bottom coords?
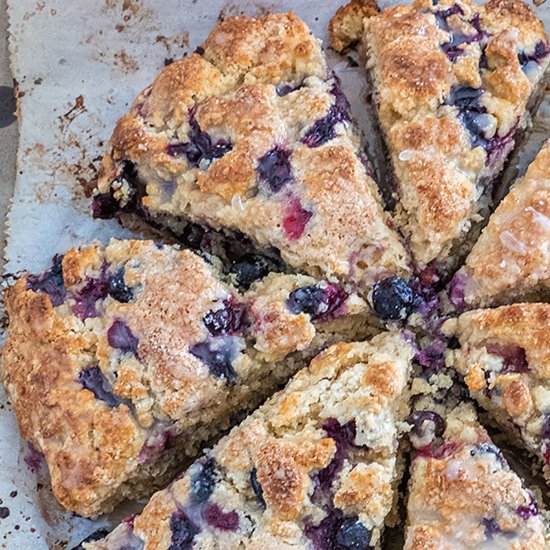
left=1, top=0, right=549, bottom=548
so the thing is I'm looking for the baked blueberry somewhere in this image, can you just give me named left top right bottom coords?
left=168, top=510, right=199, bottom=550
left=202, top=300, right=248, bottom=336
left=26, top=254, right=66, bottom=307
left=286, top=284, right=348, bottom=320
left=371, top=277, right=416, bottom=321
left=108, top=268, right=134, bottom=303
left=189, top=337, right=237, bottom=383
left=334, top=516, right=373, bottom=550
left=229, top=254, right=274, bottom=289
left=485, top=343, right=528, bottom=374
left=190, top=459, right=217, bottom=504
left=257, top=145, right=294, bottom=192
left=407, top=410, right=446, bottom=439
left=107, top=319, right=139, bottom=356
left=250, top=467, right=265, bottom=508
left=78, top=366, right=128, bottom=409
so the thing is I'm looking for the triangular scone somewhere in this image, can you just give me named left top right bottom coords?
left=81, top=334, right=414, bottom=549
left=405, top=401, right=546, bottom=549
left=358, top=0, right=549, bottom=272
left=449, top=139, right=550, bottom=310
left=443, top=303, right=550, bottom=491
left=92, top=12, right=410, bottom=296
left=1, top=239, right=372, bottom=517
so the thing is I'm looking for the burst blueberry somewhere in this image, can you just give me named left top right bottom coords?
left=202, top=300, right=248, bottom=336
left=108, top=268, right=134, bottom=303
left=407, top=411, right=446, bottom=439
left=78, top=366, right=130, bottom=409
left=26, top=255, right=67, bottom=307
left=168, top=510, right=199, bottom=550
left=189, top=336, right=237, bottom=384
left=107, top=319, right=140, bottom=356
left=286, top=284, right=348, bottom=321
left=257, top=145, right=294, bottom=192
left=229, top=254, right=274, bottom=289
left=167, top=110, right=232, bottom=168
left=371, top=277, right=417, bottom=321
left=485, top=343, right=528, bottom=374
left=250, top=467, right=265, bottom=508
left=190, top=458, right=217, bottom=504
left=335, top=516, right=373, bottom=550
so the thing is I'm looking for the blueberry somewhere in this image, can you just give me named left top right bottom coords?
left=202, top=300, right=248, bottom=336
left=517, top=495, right=539, bottom=520
left=485, top=343, right=528, bottom=374
left=257, top=146, right=294, bottom=192
left=26, top=255, right=67, bottom=307
left=416, top=341, right=446, bottom=370
left=371, top=277, right=416, bottom=321
left=518, top=40, right=550, bottom=68
left=335, top=517, right=372, bottom=550
left=229, top=254, right=273, bottom=289
left=108, top=268, right=134, bottom=303
left=166, top=109, right=232, bottom=168
left=72, top=277, right=110, bottom=320
left=482, top=518, right=501, bottom=539
left=202, top=503, right=239, bottom=532
left=70, top=528, right=110, bottom=550
left=407, top=411, right=446, bottom=439
left=91, top=192, right=120, bottom=219
left=286, top=284, right=348, bottom=321
left=189, top=336, right=237, bottom=384
left=302, top=80, right=350, bottom=147
left=78, top=366, right=130, bottom=409
left=541, top=415, right=550, bottom=441
left=107, top=319, right=140, bottom=356
left=250, top=467, right=265, bottom=508
left=168, top=510, right=199, bottom=550
left=190, top=458, right=217, bottom=504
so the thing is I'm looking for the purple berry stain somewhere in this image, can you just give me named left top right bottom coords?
left=167, top=109, right=232, bottom=168
left=485, top=343, right=528, bottom=374
left=302, top=81, right=351, bottom=148
left=203, top=503, right=239, bottom=532
left=189, top=336, right=237, bottom=384
left=26, top=255, right=66, bottom=307
left=257, top=145, right=294, bottom=192
left=107, top=319, right=139, bottom=356
left=168, top=510, right=199, bottom=550
left=78, top=365, right=130, bottom=409
left=286, top=284, right=348, bottom=321
left=202, top=300, right=248, bottom=336
left=283, top=196, right=312, bottom=240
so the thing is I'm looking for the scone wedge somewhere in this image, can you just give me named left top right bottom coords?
left=1, top=239, right=371, bottom=517
left=334, top=0, right=549, bottom=273
left=444, top=303, right=550, bottom=494
left=449, top=139, right=550, bottom=310
left=405, top=400, right=546, bottom=549
left=81, top=333, right=414, bottom=549
left=91, top=12, right=411, bottom=297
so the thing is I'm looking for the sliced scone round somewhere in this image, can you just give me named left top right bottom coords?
left=356, top=0, right=549, bottom=273
left=1, top=239, right=372, bottom=517
left=405, top=400, right=546, bottom=549
left=81, top=333, right=414, bottom=549
left=91, top=12, right=411, bottom=299
left=448, top=139, right=550, bottom=310
left=443, top=303, right=550, bottom=492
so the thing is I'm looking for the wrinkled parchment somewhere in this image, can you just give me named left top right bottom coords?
left=1, top=0, right=548, bottom=547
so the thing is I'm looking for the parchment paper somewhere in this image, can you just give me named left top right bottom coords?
left=1, top=0, right=548, bottom=548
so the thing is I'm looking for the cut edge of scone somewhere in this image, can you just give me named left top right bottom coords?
left=1, top=238, right=375, bottom=517
left=80, top=332, right=414, bottom=549
left=447, top=138, right=550, bottom=312
left=404, top=389, right=547, bottom=549
left=356, top=0, right=549, bottom=274
left=91, top=11, right=413, bottom=301
left=442, top=303, right=550, bottom=492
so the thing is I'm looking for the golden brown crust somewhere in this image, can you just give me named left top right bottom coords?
left=85, top=334, right=414, bottom=550
left=95, top=12, right=411, bottom=293
left=328, top=0, right=380, bottom=53
left=443, top=303, right=550, bottom=489
left=458, top=140, right=550, bottom=308
left=405, top=404, right=546, bottom=549
left=2, top=239, right=368, bottom=516
left=363, top=0, right=549, bottom=269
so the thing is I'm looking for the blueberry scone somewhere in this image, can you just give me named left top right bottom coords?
left=443, top=303, right=550, bottom=493
left=91, top=12, right=411, bottom=297
left=1, top=239, right=371, bottom=517
left=81, top=334, right=414, bottom=549
left=405, top=401, right=546, bottom=548
left=334, top=0, right=549, bottom=272
left=448, top=139, right=550, bottom=311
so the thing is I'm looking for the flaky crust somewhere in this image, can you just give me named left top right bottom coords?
left=363, top=0, right=549, bottom=268
left=456, top=139, right=550, bottom=308
left=85, top=333, right=414, bottom=550
left=405, top=403, right=546, bottom=549
left=444, top=303, right=550, bottom=487
left=328, top=0, right=379, bottom=53
left=94, top=12, right=410, bottom=294
left=1, top=239, right=368, bottom=516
